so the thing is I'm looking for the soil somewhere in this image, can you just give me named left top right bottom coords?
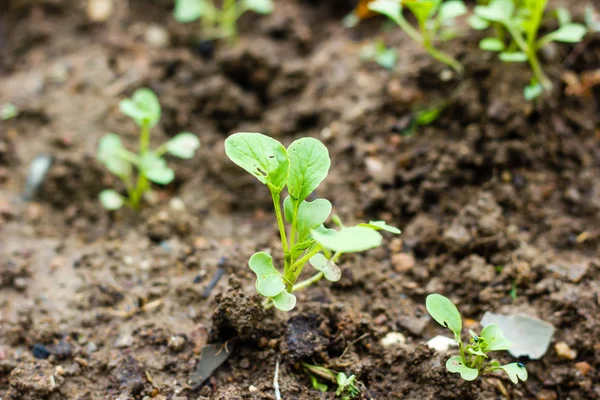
left=1, top=0, right=599, bottom=399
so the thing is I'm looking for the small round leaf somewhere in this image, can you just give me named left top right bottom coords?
left=166, top=132, right=200, bottom=159
left=311, top=226, right=383, bottom=253
left=248, top=252, right=285, bottom=298
left=271, top=290, right=296, bottom=311
left=426, top=294, right=462, bottom=340
left=99, top=189, right=124, bottom=210
left=446, top=356, right=479, bottom=381
left=309, top=253, right=341, bottom=282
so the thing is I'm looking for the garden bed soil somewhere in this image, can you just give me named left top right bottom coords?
left=1, top=0, right=599, bottom=399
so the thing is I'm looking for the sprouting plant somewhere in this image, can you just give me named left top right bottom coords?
left=97, top=88, right=200, bottom=211
left=367, top=0, right=468, bottom=73
left=469, top=0, right=588, bottom=100
left=224, top=133, right=400, bottom=311
left=360, top=38, right=399, bottom=70
left=426, top=294, right=528, bottom=383
left=303, top=364, right=361, bottom=399
left=1, top=103, right=19, bottom=121
left=173, top=0, right=273, bottom=41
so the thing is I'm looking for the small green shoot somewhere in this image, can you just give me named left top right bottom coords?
left=368, top=0, right=467, bottom=73
left=97, top=88, right=200, bottom=211
left=225, top=132, right=400, bottom=311
left=173, top=0, right=273, bottom=41
left=426, top=294, right=528, bottom=383
left=303, top=363, right=361, bottom=399
left=470, top=0, right=588, bottom=99
left=1, top=103, right=19, bottom=120
left=360, top=38, right=399, bottom=70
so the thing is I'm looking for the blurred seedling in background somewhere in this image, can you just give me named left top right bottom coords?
left=303, top=364, right=362, bottom=399
left=367, top=0, right=468, bottom=73
left=173, top=0, right=273, bottom=42
left=1, top=103, right=19, bottom=121
left=360, top=37, right=399, bottom=70
left=225, top=132, right=400, bottom=311
left=470, top=0, right=588, bottom=100
left=426, top=294, right=528, bottom=383
left=97, top=88, right=200, bottom=211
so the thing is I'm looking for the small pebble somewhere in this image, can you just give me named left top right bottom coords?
left=574, top=361, right=591, bottom=376
left=555, top=342, right=577, bottom=360
left=168, top=336, right=186, bottom=352
left=380, top=332, right=406, bottom=347
left=87, top=0, right=114, bottom=22
left=427, top=335, right=457, bottom=353
left=32, top=343, right=51, bottom=359
left=249, top=385, right=259, bottom=393
left=391, top=253, right=415, bottom=273
left=114, top=332, right=133, bottom=348
left=145, top=24, right=170, bottom=48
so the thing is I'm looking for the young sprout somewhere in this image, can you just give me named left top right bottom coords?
left=1, top=103, right=19, bottom=121
left=173, top=0, right=273, bottom=42
left=469, top=0, right=588, bottom=99
left=367, top=0, right=468, bottom=73
left=426, top=294, right=528, bottom=383
left=360, top=38, right=399, bottom=70
left=224, top=133, right=400, bottom=311
left=303, top=363, right=361, bottom=399
left=97, top=88, right=200, bottom=211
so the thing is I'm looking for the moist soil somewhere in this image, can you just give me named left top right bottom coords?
left=1, top=1, right=599, bottom=399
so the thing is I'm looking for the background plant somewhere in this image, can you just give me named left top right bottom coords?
left=426, top=294, right=528, bottom=383
left=367, top=0, right=468, bottom=73
left=225, top=132, right=400, bottom=311
left=97, top=88, right=200, bottom=211
left=1, top=103, right=19, bottom=121
left=173, top=0, right=273, bottom=41
left=360, top=37, right=399, bottom=70
left=303, top=364, right=361, bottom=399
left=470, top=0, right=587, bottom=99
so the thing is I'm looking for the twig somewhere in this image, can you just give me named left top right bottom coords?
left=274, top=358, right=281, bottom=400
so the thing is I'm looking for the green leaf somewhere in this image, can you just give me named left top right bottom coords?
left=166, top=132, right=200, bottom=159
left=173, top=0, right=204, bottom=22
left=99, top=189, right=124, bottom=210
left=468, top=15, right=490, bottom=30
left=242, top=0, right=273, bottom=15
left=479, top=37, right=505, bottom=52
left=368, top=0, right=403, bottom=25
left=480, top=324, right=511, bottom=352
left=474, top=0, right=514, bottom=22
left=498, top=362, right=528, bottom=384
left=467, top=347, right=487, bottom=357
left=309, top=253, right=341, bottom=282
left=287, top=137, right=330, bottom=203
left=224, top=132, right=289, bottom=193
left=119, top=88, right=161, bottom=128
left=499, top=52, right=528, bottom=62
left=284, top=197, right=332, bottom=242
left=271, top=290, right=296, bottom=311
left=446, top=356, right=479, bottom=381
left=97, top=134, right=132, bottom=177
left=426, top=294, right=462, bottom=340
left=311, top=226, right=383, bottom=253
left=248, top=252, right=286, bottom=297
left=290, top=240, right=314, bottom=260
left=555, top=7, right=571, bottom=26
left=375, top=48, right=398, bottom=71
left=310, top=376, right=328, bottom=393
left=140, top=152, right=175, bottom=185
left=358, top=220, right=401, bottom=234
left=1, top=103, right=18, bottom=120
left=586, top=6, right=600, bottom=32
left=406, top=0, right=437, bottom=25
left=438, top=1, right=467, bottom=22
left=545, top=23, right=587, bottom=43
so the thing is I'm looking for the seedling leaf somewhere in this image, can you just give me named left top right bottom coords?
left=311, top=226, right=383, bottom=253
left=545, top=23, right=587, bottom=43
left=99, top=189, right=124, bottom=210
left=468, top=15, right=490, bottom=30
left=140, top=152, right=175, bottom=184
left=166, top=132, right=201, bottom=159
left=173, top=0, right=204, bottom=22
left=284, top=197, right=332, bottom=242
left=405, top=0, right=437, bottom=25
left=242, top=0, right=273, bottom=15
left=498, top=363, right=528, bottom=383
left=438, top=1, right=467, bottom=22
left=119, top=88, right=161, bottom=128
left=480, top=37, right=505, bottom=52
left=480, top=323, right=511, bottom=352
left=555, top=7, right=571, bottom=26
left=358, top=220, right=401, bottom=234
left=474, top=0, right=514, bottom=22
left=309, top=253, right=341, bottom=282
left=224, top=132, right=289, bottom=193
left=368, top=0, right=403, bottom=26
left=248, top=252, right=286, bottom=297
left=426, top=294, right=462, bottom=340
left=446, top=356, right=479, bottom=381
left=272, top=290, right=296, bottom=311
left=287, top=137, right=330, bottom=203
left=98, top=134, right=132, bottom=177
left=499, top=52, right=528, bottom=62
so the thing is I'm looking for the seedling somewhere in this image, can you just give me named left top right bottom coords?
left=225, top=133, right=400, bottom=311
left=367, top=0, right=467, bottom=73
left=173, top=0, right=273, bottom=41
left=426, top=294, right=528, bottom=383
left=97, top=88, right=200, bottom=211
left=303, top=363, right=361, bottom=399
left=360, top=38, right=399, bottom=70
left=469, top=0, right=588, bottom=99
left=1, top=103, right=18, bottom=121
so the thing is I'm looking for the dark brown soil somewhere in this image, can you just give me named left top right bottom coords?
left=1, top=0, right=599, bottom=399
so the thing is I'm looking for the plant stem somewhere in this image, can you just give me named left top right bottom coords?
left=131, top=122, right=151, bottom=209
left=292, top=272, right=324, bottom=292
left=505, top=22, right=551, bottom=90
left=396, top=13, right=423, bottom=44
left=222, top=0, right=237, bottom=41
left=424, top=44, right=464, bottom=74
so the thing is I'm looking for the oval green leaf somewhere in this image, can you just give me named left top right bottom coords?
left=248, top=252, right=285, bottom=298
left=311, top=226, right=383, bottom=253
left=368, top=0, right=403, bottom=25
left=480, top=37, right=505, bottom=52
left=140, top=152, right=175, bottom=185
left=438, top=1, right=467, bottom=22
left=242, top=0, right=273, bottom=15
left=97, top=134, right=132, bottom=177
left=166, top=132, right=200, bottom=159
left=224, top=132, right=289, bottom=193
left=480, top=323, right=511, bottom=352
left=174, top=0, right=204, bottom=22
left=468, top=15, right=490, bottom=30
left=358, top=220, right=401, bottom=234
left=284, top=197, right=332, bottom=242
left=287, top=137, right=330, bottom=203
left=546, top=23, right=587, bottom=43
left=498, top=362, right=528, bottom=383
left=426, top=294, right=462, bottom=340
left=99, top=189, right=124, bottom=210
left=271, top=290, right=296, bottom=311
left=309, top=253, right=341, bottom=282
left=474, top=0, right=514, bottom=22
left=446, top=356, right=479, bottom=381
left=119, top=88, right=161, bottom=128
left=499, top=52, right=528, bottom=62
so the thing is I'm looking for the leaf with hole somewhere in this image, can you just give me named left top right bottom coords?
left=248, top=252, right=286, bottom=297
left=446, top=356, right=479, bottom=381
left=309, top=253, right=341, bottom=282
left=224, top=132, right=289, bottom=193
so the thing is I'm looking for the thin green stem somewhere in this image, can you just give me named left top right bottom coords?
left=271, top=191, right=288, bottom=254
left=505, top=22, right=551, bottom=90
left=130, top=122, right=151, bottom=210
left=292, top=272, right=324, bottom=292
left=289, top=203, right=300, bottom=250
left=396, top=13, right=424, bottom=44
left=288, top=245, right=322, bottom=275
left=424, top=44, right=464, bottom=74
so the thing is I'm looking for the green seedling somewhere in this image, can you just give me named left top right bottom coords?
left=360, top=38, right=399, bottom=70
left=1, top=103, right=19, bottom=121
left=469, top=0, right=588, bottom=100
left=426, top=294, right=528, bottom=383
left=97, top=88, right=200, bottom=211
left=303, top=364, right=361, bottom=399
left=225, top=133, right=400, bottom=311
left=368, top=0, right=468, bottom=73
left=173, top=0, right=273, bottom=41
